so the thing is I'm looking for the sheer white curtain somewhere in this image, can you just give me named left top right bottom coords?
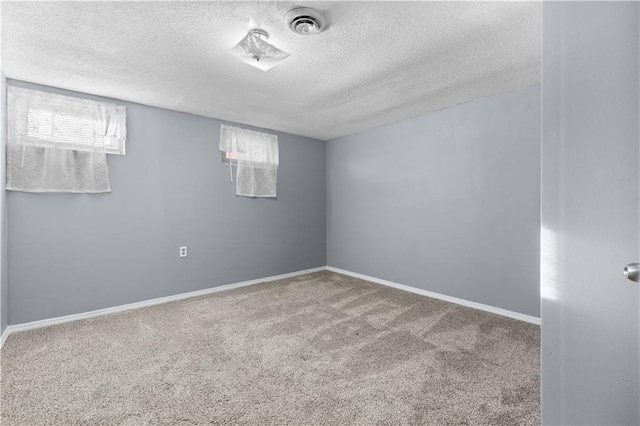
left=220, top=124, right=279, bottom=197
left=7, top=86, right=126, bottom=193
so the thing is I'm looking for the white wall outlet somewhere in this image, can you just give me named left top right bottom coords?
left=179, top=246, right=187, bottom=258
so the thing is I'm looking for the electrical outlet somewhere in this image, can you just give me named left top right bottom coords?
left=179, top=246, right=187, bottom=258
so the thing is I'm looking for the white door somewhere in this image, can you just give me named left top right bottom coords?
left=542, top=2, right=640, bottom=425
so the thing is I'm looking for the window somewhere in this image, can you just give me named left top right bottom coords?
left=6, top=86, right=126, bottom=193
left=221, top=150, right=239, bottom=165
left=26, top=107, right=126, bottom=155
left=219, top=124, right=278, bottom=197
left=11, top=86, right=126, bottom=155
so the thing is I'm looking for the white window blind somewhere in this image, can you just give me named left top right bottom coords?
left=219, top=124, right=278, bottom=197
left=7, top=86, right=127, bottom=193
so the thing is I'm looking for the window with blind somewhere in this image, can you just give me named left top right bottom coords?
left=25, top=107, right=126, bottom=155
left=7, top=86, right=127, bottom=193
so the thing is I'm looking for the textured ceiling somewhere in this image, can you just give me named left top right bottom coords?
left=1, top=1, right=541, bottom=141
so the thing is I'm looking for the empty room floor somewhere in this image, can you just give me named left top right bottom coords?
left=0, top=271, right=539, bottom=425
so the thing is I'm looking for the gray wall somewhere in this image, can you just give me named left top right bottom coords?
left=1, top=72, right=7, bottom=334
left=7, top=79, right=326, bottom=325
left=327, top=85, right=541, bottom=317
left=541, top=2, right=640, bottom=424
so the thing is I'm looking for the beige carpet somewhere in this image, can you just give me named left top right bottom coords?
left=1, top=271, right=540, bottom=425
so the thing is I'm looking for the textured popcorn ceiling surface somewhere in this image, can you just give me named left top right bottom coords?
left=1, top=1, right=541, bottom=140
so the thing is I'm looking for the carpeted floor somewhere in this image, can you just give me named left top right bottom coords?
left=0, top=271, right=540, bottom=425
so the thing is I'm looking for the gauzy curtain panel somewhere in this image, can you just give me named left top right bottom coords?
left=220, top=124, right=279, bottom=197
left=7, top=86, right=126, bottom=193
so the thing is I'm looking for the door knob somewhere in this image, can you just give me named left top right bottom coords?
left=623, top=263, right=640, bottom=282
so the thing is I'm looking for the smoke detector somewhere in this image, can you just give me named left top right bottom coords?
left=285, top=7, right=327, bottom=35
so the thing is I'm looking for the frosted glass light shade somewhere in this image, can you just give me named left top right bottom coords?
left=230, top=30, right=290, bottom=71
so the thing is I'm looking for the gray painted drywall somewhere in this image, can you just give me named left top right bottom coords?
left=541, top=2, right=640, bottom=424
left=327, top=85, right=541, bottom=317
left=1, top=72, right=7, bottom=334
left=7, top=79, right=326, bottom=325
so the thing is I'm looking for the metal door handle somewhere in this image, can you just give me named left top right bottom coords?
left=623, top=263, right=640, bottom=282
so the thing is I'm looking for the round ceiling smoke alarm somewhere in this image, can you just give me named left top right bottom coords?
left=285, top=8, right=327, bottom=35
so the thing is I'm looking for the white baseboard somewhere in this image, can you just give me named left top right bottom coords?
left=0, top=266, right=327, bottom=347
left=0, top=326, right=9, bottom=349
left=326, top=266, right=541, bottom=325
left=1, top=264, right=540, bottom=350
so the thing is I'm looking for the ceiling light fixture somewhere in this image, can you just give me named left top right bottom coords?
left=285, top=8, right=327, bottom=35
left=229, top=29, right=290, bottom=71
